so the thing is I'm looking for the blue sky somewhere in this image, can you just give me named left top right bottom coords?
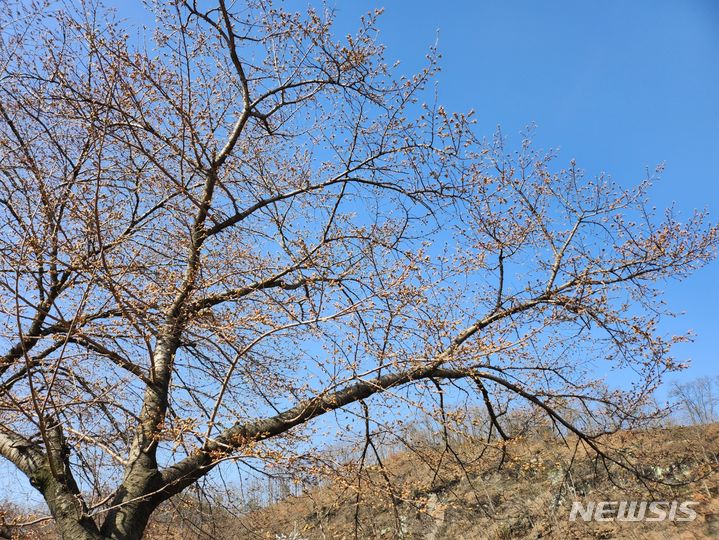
left=328, top=0, right=719, bottom=393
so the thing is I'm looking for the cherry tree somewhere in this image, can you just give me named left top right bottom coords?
left=0, top=1, right=716, bottom=538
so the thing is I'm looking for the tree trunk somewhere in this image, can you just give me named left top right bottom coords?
left=30, top=468, right=105, bottom=540
left=98, top=467, right=159, bottom=540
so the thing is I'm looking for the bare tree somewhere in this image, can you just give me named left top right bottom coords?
left=0, top=1, right=716, bottom=539
left=670, top=377, right=719, bottom=425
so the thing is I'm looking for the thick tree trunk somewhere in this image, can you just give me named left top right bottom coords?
left=30, top=468, right=104, bottom=540
left=98, top=456, right=161, bottom=540
left=54, top=520, right=105, bottom=540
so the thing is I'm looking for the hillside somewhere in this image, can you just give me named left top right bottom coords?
left=214, top=424, right=719, bottom=540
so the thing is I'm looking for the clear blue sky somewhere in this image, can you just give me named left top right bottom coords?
left=327, top=0, right=719, bottom=393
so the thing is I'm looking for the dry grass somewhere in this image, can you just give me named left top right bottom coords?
left=235, top=423, right=719, bottom=540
